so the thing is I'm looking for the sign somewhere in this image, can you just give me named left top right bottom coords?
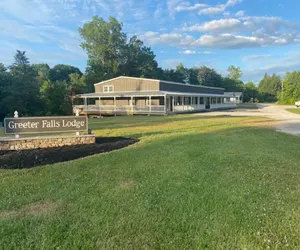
left=4, top=116, right=88, bottom=135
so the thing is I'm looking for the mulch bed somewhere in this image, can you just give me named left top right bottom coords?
left=0, top=137, right=139, bottom=170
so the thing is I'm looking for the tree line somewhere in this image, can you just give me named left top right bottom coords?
left=1, top=16, right=300, bottom=121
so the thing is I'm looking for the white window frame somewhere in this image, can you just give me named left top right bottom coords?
left=103, top=85, right=114, bottom=93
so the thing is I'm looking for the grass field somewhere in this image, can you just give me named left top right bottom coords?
left=1, top=115, right=300, bottom=249
left=286, top=108, right=300, bottom=115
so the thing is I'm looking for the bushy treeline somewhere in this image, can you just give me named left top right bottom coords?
left=0, top=51, right=86, bottom=120
left=1, top=16, right=300, bottom=121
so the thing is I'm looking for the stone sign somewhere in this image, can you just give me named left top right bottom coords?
left=4, top=116, right=88, bottom=135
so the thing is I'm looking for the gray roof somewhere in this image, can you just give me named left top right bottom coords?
left=76, top=91, right=232, bottom=98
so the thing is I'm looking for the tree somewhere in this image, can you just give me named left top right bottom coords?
left=40, top=80, right=72, bottom=115
left=197, top=66, right=223, bottom=87
left=0, top=63, right=12, bottom=121
left=32, top=63, right=50, bottom=86
left=79, top=16, right=127, bottom=80
left=49, top=64, right=82, bottom=83
left=281, top=71, right=300, bottom=104
left=222, top=77, right=244, bottom=92
left=243, top=82, right=259, bottom=103
left=161, top=69, right=186, bottom=83
left=258, top=73, right=281, bottom=102
left=79, top=16, right=160, bottom=91
left=227, top=65, right=243, bottom=81
left=187, top=68, right=200, bottom=85
left=3, top=50, right=43, bottom=116
left=119, top=36, right=158, bottom=78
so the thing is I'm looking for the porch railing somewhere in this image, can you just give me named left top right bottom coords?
left=73, top=105, right=165, bottom=113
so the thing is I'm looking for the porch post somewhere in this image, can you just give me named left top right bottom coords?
left=172, top=96, right=175, bottom=113
left=131, top=96, right=134, bottom=114
left=149, top=96, right=152, bottom=115
left=164, top=95, right=166, bottom=114
left=98, top=97, right=101, bottom=112
left=114, top=96, right=116, bottom=116
left=84, top=97, right=87, bottom=110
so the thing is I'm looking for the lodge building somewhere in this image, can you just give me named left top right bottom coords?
left=73, top=76, right=239, bottom=115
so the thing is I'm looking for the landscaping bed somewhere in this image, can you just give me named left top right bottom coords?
left=0, top=137, right=138, bottom=169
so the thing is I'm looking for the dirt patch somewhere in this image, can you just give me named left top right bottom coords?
left=0, top=200, right=58, bottom=219
left=0, top=137, right=138, bottom=169
left=120, top=180, right=136, bottom=190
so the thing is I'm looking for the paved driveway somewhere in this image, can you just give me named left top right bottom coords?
left=196, top=104, right=300, bottom=135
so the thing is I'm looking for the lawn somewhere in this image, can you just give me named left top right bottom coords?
left=1, top=114, right=300, bottom=249
left=286, top=108, right=300, bottom=115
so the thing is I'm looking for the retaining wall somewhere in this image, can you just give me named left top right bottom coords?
left=0, top=135, right=95, bottom=150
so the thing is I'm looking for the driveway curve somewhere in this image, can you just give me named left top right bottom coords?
left=195, top=104, right=300, bottom=135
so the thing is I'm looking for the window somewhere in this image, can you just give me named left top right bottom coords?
left=184, top=97, right=190, bottom=105
left=191, top=97, right=197, bottom=105
left=175, top=96, right=182, bottom=105
left=103, top=85, right=114, bottom=92
left=217, top=97, right=221, bottom=104
left=200, top=97, right=204, bottom=104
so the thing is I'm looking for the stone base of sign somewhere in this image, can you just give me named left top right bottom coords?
left=0, top=134, right=95, bottom=150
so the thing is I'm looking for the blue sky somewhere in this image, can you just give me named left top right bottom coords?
left=1, top=0, right=300, bottom=83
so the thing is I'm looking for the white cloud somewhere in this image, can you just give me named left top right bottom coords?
left=235, top=10, right=245, bottom=17
left=175, top=3, right=209, bottom=12
left=242, top=51, right=300, bottom=82
left=243, top=54, right=272, bottom=62
left=199, top=0, right=241, bottom=15
left=202, top=51, right=216, bottom=54
left=180, top=50, right=197, bottom=54
left=192, top=34, right=265, bottom=49
left=141, top=31, right=195, bottom=46
left=199, top=5, right=226, bottom=15
left=183, top=18, right=242, bottom=32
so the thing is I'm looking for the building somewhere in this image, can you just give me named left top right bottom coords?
left=73, top=76, right=237, bottom=115
left=224, top=92, right=243, bottom=104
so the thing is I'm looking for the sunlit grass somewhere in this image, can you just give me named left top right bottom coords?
left=1, top=114, right=300, bottom=249
left=286, top=108, right=300, bottom=115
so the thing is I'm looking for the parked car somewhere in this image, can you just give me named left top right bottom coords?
left=295, top=101, right=300, bottom=107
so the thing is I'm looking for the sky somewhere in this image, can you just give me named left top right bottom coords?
left=1, top=0, right=300, bottom=83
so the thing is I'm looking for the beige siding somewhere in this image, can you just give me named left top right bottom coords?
left=95, top=78, right=159, bottom=93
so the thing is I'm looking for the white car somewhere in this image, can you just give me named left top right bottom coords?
left=295, top=101, right=300, bottom=107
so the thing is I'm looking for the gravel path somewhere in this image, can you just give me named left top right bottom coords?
left=195, top=104, right=300, bottom=135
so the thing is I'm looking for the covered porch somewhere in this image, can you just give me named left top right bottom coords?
left=73, top=91, right=236, bottom=116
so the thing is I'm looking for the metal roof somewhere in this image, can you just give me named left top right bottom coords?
left=76, top=91, right=232, bottom=98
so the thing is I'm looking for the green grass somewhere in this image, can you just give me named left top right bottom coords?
left=286, top=108, right=300, bottom=115
left=237, top=103, right=259, bottom=109
left=1, top=115, right=300, bottom=249
left=0, top=127, right=3, bottom=137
